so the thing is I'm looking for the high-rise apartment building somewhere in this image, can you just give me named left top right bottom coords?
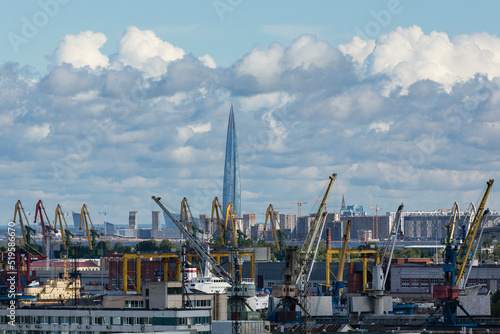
left=243, top=213, right=256, bottom=235
left=128, top=211, right=138, bottom=229
left=222, top=105, right=241, bottom=217
left=152, top=211, right=162, bottom=231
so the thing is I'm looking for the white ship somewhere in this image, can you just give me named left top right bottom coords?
left=183, top=266, right=231, bottom=294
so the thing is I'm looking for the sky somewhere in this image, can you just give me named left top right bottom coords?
left=2, top=1, right=500, bottom=228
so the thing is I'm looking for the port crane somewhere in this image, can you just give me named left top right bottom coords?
left=34, top=200, right=58, bottom=260
left=264, top=204, right=288, bottom=261
left=152, top=195, right=257, bottom=328
left=271, top=173, right=337, bottom=321
left=13, top=200, right=37, bottom=248
left=79, top=204, right=100, bottom=254
left=371, top=203, right=404, bottom=314
left=210, top=197, right=228, bottom=245
left=332, top=220, right=351, bottom=310
left=54, top=204, right=74, bottom=253
left=426, top=179, right=494, bottom=327
left=225, top=203, right=239, bottom=245
left=180, top=197, right=202, bottom=240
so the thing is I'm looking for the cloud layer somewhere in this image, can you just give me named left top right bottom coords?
left=2, top=26, right=500, bottom=227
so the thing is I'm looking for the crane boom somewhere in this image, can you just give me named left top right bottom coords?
left=55, top=204, right=74, bottom=251
left=294, top=173, right=337, bottom=287
left=373, top=204, right=403, bottom=291
left=264, top=204, right=282, bottom=251
left=152, top=196, right=232, bottom=284
left=454, top=179, right=494, bottom=286
left=79, top=204, right=99, bottom=251
left=443, top=202, right=460, bottom=246
left=210, top=197, right=226, bottom=245
left=13, top=200, right=35, bottom=247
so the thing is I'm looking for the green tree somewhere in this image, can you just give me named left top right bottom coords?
left=159, top=239, right=179, bottom=251
left=492, top=290, right=500, bottom=316
left=483, top=237, right=494, bottom=247
left=137, top=240, right=159, bottom=252
left=112, top=242, right=125, bottom=253
left=493, top=243, right=500, bottom=259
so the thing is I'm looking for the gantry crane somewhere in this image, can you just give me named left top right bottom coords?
left=271, top=173, right=337, bottom=322
left=34, top=200, right=58, bottom=259
left=79, top=204, right=100, bottom=253
left=372, top=203, right=404, bottom=314
left=426, top=179, right=494, bottom=327
left=264, top=204, right=288, bottom=261
left=54, top=204, right=74, bottom=253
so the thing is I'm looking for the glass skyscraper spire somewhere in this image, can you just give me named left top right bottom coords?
left=223, top=105, right=241, bottom=217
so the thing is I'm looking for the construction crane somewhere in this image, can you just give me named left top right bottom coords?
left=13, top=200, right=36, bottom=247
left=264, top=204, right=288, bottom=260
left=372, top=203, right=404, bottom=314
left=54, top=204, right=74, bottom=253
left=210, top=197, right=227, bottom=245
left=366, top=205, right=383, bottom=239
left=332, top=220, right=351, bottom=309
left=79, top=204, right=100, bottom=253
left=34, top=200, right=58, bottom=259
left=271, top=173, right=337, bottom=322
left=426, top=179, right=494, bottom=327
left=279, top=200, right=308, bottom=218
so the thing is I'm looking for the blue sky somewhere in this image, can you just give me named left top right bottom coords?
left=1, top=1, right=500, bottom=229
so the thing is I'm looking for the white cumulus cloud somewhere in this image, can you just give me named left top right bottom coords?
left=117, top=26, right=185, bottom=77
left=340, top=26, right=500, bottom=94
left=25, top=123, right=50, bottom=142
left=54, top=31, right=109, bottom=69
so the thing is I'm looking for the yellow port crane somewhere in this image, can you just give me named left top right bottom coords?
left=13, top=200, right=36, bottom=247
left=225, top=203, right=239, bottom=245
left=180, top=197, right=202, bottom=239
left=79, top=204, right=100, bottom=252
left=54, top=204, right=74, bottom=252
left=210, top=197, right=227, bottom=245
left=333, top=220, right=351, bottom=306
left=443, top=201, right=460, bottom=246
left=264, top=204, right=288, bottom=260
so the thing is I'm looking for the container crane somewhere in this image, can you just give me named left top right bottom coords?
left=271, top=173, right=336, bottom=321
left=426, top=179, right=494, bottom=327
left=54, top=204, right=74, bottom=253
left=79, top=204, right=100, bottom=253
left=372, top=203, right=404, bottom=315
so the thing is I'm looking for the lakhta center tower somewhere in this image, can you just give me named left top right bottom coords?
left=222, top=105, right=241, bottom=217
